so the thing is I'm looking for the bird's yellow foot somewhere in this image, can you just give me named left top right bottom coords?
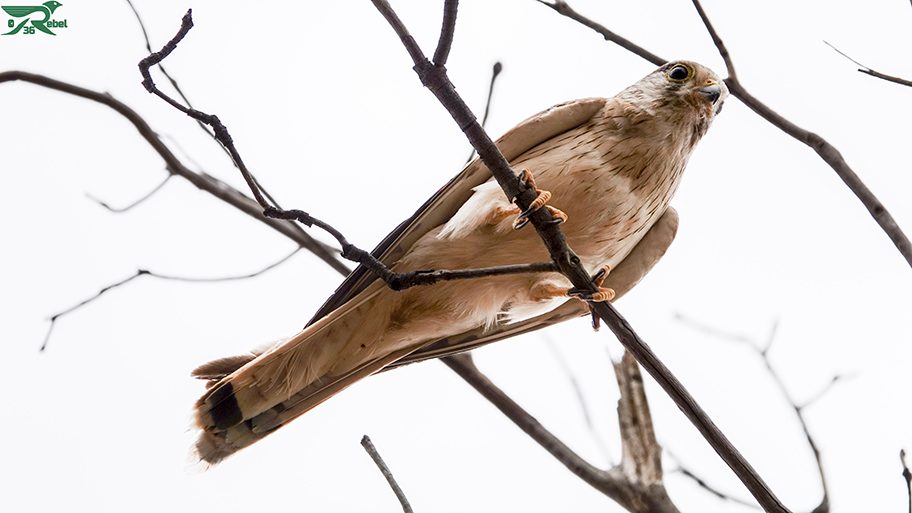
left=512, top=168, right=567, bottom=229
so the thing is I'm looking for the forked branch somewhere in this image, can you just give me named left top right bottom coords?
left=537, top=0, right=912, bottom=269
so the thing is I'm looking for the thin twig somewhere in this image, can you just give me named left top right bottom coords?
left=40, top=248, right=301, bottom=351
left=124, top=0, right=220, bottom=145
left=465, top=61, right=503, bottom=164
left=263, top=207, right=559, bottom=290
left=432, top=0, right=458, bottom=66
left=369, top=2, right=791, bottom=511
left=672, top=466, right=759, bottom=509
left=824, top=41, right=912, bottom=88
left=901, top=449, right=912, bottom=513
left=538, top=0, right=912, bottom=269
left=85, top=173, right=172, bottom=213
left=689, top=0, right=736, bottom=79
left=664, top=448, right=758, bottom=509
left=360, top=435, right=414, bottom=513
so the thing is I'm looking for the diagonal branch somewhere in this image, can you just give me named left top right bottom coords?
left=465, top=61, right=503, bottom=164
left=538, top=0, right=912, bottom=269
left=432, top=0, right=459, bottom=66
left=86, top=173, right=172, bottom=213
left=902, top=450, right=911, bottom=513
left=824, top=41, right=912, bottom=89
left=361, top=435, right=414, bottom=513
left=368, top=1, right=790, bottom=511
left=614, top=351, right=662, bottom=486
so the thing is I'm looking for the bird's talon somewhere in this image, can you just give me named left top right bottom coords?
left=567, top=286, right=616, bottom=303
left=512, top=169, right=560, bottom=230
left=545, top=206, right=568, bottom=225
left=592, top=264, right=612, bottom=287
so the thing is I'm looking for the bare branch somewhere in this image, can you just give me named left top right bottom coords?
left=614, top=351, right=662, bottom=485
left=689, top=0, right=736, bottom=79
left=262, top=207, right=559, bottom=290
left=85, top=173, right=172, bottom=213
left=901, top=450, right=912, bottom=513
left=432, top=0, right=458, bottom=66
left=536, top=1, right=664, bottom=66
left=665, top=447, right=757, bottom=508
left=360, top=436, right=414, bottom=513
left=40, top=248, right=301, bottom=351
left=366, top=2, right=790, bottom=511
left=538, top=0, right=912, bottom=269
left=124, top=0, right=222, bottom=146
left=679, top=467, right=756, bottom=508
left=824, top=41, right=912, bottom=88
left=465, top=61, right=503, bottom=164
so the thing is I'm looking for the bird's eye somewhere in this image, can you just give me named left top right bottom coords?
left=667, top=64, right=691, bottom=82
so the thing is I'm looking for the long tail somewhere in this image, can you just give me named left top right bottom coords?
left=192, top=283, right=405, bottom=465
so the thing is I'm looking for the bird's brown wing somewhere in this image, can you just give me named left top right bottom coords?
left=386, top=207, right=679, bottom=369
left=308, top=97, right=608, bottom=325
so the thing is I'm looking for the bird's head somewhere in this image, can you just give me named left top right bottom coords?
left=619, top=60, right=728, bottom=129
left=43, top=1, right=62, bottom=13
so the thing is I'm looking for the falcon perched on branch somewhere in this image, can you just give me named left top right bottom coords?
left=192, top=60, right=728, bottom=464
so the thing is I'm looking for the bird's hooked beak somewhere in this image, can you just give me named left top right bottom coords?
left=699, top=83, right=721, bottom=105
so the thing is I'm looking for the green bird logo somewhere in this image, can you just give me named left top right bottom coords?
left=3, top=1, right=63, bottom=35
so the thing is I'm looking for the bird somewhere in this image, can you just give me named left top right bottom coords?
left=2, top=1, right=63, bottom=35
left=192, top=60, right=728, bottom=465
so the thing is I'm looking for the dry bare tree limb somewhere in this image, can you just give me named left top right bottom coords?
left=432, top=0, right=458, bottom=67
left=124, top=0, right=222, bottom=147
left=824, top=41, right=912, bottom=88
left=0, top=71, right=350, bottom=276
left=85, top=173, right=172, bottom=213
left=537, top=0, right=912, bottom=269
left=369, top=2, right=791, bottom=511
left=465, top=61, right=503, bottom=164
left=360, top=435, right=414, bottom=513
left=614, top=351, right=662, bottom=486
left=675, top=314, right=833, bottom=512
left=40, top=248, right=301, bottom=351
left=901, top=450, right=911, bottom=513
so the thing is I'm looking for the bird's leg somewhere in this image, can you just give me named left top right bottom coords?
left=512, top=168, right=567, bottom=230
left=529, top=265, right=614, bottom=304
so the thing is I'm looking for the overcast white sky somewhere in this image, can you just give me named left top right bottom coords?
left=2, top=1, right=911, bottom=512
